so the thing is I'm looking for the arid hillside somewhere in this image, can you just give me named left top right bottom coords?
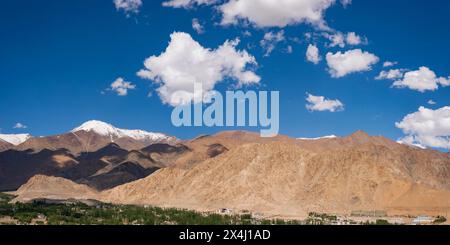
left=11, top=131, right=450, bottom=218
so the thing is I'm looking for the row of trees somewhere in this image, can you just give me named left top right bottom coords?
left=0, top=194, right=303, bottom=225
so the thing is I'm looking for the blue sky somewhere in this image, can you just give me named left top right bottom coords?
left=1, top=0, right=449, bottom=148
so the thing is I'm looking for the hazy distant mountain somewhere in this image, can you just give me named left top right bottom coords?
left=13, top=120, right=178, bottom=154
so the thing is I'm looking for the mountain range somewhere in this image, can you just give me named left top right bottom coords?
left=0, top=120, right=177, bottom=154
left=1, top=121, right=449, bottom=219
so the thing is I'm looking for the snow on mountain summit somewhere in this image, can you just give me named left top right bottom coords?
left=71, top=120, right=174, bottom=142
left=0, top=133, right=32, bottom=145
left=297, top=135, right=338, bottom=140
left=72, top=120, right=122, bottom=137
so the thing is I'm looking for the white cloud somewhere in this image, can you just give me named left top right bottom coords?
left=162, top=0, right=217, bottom=8
left=324, top=32, right=366, bottom=47
left=428, top=100, right=436, bottom=105
left=219, top=0, right=336, bottom=29
left=137, top=32, right=260, bottom=106
left=260, top=30, right=285, bottom=57
left=383, top=61, right=397, bottom=67
left=438, top=76, right=450, bottom=86
left=242, top=30, right=252, bottom=37
left=326, top=49, right=379, bottom=78
left=13, top=123, right=27, bottom=129
left=396, top=106, right=450, bottom=149
left=114, top=0, right=142, bottom=13
left=192, top=18, right=204, bottom=34
left=392, top=66, right=449, bottom=92
left=375, top=69, right=405, bottom=80
left=306, top=93, right=344, bottom=112
left=110, top=77, right=136, bottom=96
left=306, top=44, right=321, bottom=64
left=325, top=32, right=345, bottom=48
left=346, top=32, right=365, bottom=45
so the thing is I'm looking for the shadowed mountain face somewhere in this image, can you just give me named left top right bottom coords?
left=0, top=139, right=13, bottom=152
left=0, top=148, right=77, bottom=191
left=0, top=137, right=229, bottom=191
left=207, top=144, right=229, bottom=157
left=0, top=123, right=181, bottom=190
left=0, top=143, right=165, bottom=191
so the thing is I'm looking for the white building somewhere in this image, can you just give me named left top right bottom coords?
left=412, top=216, right=434, bottom=225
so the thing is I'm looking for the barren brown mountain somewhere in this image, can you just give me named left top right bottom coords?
left=12, top=131, right=450, bottom=218
left=172, top=131, right=296, bottom=168
left=13, top=175, right=98, bottom=202
left=0, top=133, right=237, bottom=191
left=0, top=143, right=167, bottom=191
left=15, top=130, right=177, bottom=154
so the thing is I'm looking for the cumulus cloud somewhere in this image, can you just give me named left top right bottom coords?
left=306, top=44, right=321, bottom=64
left=324, top=32, right=366, bottom=48
left=163, top=0, right=352, bottom=30
left=326, top=49, right=379, bottom=78
left=428, top=100, right=436, bottom=105
left=162, top=0, right=217, bottom=8
left=439, top=76, right=450, bottom=86
left=192, top=18, right=204, bottom=34
left=13, top=123, right=27, bottom=129
left=219, top=0, right=336, bottom=29
left=306, top=93, right=344, bottom=112
left=137, top=32, right=260, bottom=106
left=375, top=69, right=405, bottom=80
left=110, top=77, right=136, bottom=96
left=383, top=61, right=397, bottom=67
left=345, top=32, right=366, bottom=45
left=260, top=30, right=285, bottom=56
left=396, top=106, right=450, bottom=149
left=324, top=32, right=345, bottom=48
left=392, top=66, right=450, bottom=92
left=114, top=0, right=142, bottom=13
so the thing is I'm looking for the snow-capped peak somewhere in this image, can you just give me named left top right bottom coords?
left=72, top=120, right=122, bottom=138
left=297, top=135, right=338, bottom=140
left=71, top=120, right=173, bottom=142
left=0, top=133, right=32, bottom=146
left=396, top=140, right=427, bottom=149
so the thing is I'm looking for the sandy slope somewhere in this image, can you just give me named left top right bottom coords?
left=13, top=175, right=98, bottom=202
